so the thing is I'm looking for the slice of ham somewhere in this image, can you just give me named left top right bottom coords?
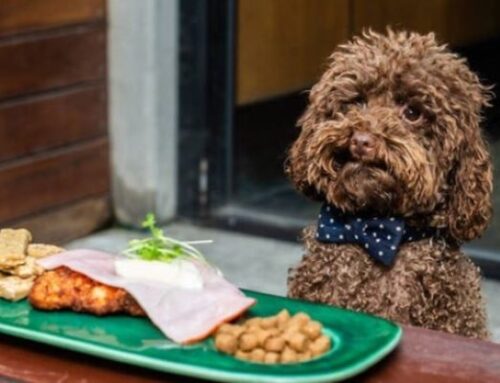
left=37, top=249, right=255, bottom=344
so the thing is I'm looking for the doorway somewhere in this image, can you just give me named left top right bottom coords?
left=178, top=0, right=500, bottom=276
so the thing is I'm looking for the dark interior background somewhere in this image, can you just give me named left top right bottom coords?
left=229, top=0, right=500, bottom=250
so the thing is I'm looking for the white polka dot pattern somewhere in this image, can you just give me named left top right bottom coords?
left=316, top=204, right=436, bottom=266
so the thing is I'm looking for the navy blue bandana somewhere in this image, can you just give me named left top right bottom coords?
left=316, top=204, right=435, bottom=266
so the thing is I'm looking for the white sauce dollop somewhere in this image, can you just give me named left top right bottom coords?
left=114, top=259, right=203, bottom=290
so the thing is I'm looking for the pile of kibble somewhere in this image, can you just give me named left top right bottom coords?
left=214, top=309, right=331, bottom=364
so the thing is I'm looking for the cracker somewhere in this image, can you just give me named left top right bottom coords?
left=27, top=244, right=65, bottom=259
left=6, top=256, right=43, bottom=278
left=0, top=229, right=32, bottom=269
left=0, top=275, right=34, bottom=301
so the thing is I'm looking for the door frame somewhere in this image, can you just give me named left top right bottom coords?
left=176, top=0, right=500, bottom=280
left=177, top=0, right=235, bottom=218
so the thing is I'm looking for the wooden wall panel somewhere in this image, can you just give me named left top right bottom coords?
left=444, top=0, right=500, bottom=45
left=0, top=138, right=109, bottom=223
left=0, top=1, right=110, bottom=242
left=237, top=0, right=500, bottom=105
left=8, top=196, right=111, bottom=245
left=0, top=85, right=106, bottom=162
left=0, top=0, right=105, bottom=36
left=236, top=0, right=349, bottom=105
left=0, top=26, right=105, bottom=100
left=352, top=0, right=500, bottom=46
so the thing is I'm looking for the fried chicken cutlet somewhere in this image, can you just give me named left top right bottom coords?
left=29, top=266, right=145, bottom=316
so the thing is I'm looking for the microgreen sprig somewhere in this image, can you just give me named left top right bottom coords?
left=123, top=213, right=212, bottom=263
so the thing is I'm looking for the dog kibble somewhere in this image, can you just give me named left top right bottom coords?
left=218, top=323, right=244, bottom=337
left=265, top=336, right=285, bottom=352
left=264, top=351, right=280, bottom=364
left=256, top=329, right=273, bottom=346
left=245, top=317, right=262, bottom=328
left=302, top=321, right=322, bottom=340
left=281, top=346, right=298, bottom=363
left=260, top=316, right=277, bottom=329
left=289, top=312, right=310, bottom=327
left=214, top=333, right=237, bottom=354
left=214, top=310, right=331, bottom=364
left=297, top=350, right=313, bottom=362
left=276, top=309, right=291, bottom=327
left=288, top=332, right=308, bottom=352
left=250, top=348, right=266, bottom=362
left=239, top=333, right=259, bottom=351
left=235, top=350, right=250, bottom=360
left=310, top=335, right=331, bottom=356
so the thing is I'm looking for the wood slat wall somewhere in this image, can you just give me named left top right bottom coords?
left=236, top=0, right=350, bottom=105
left=352, top=0, right=500, bottom=46
left=0, top=85, right=106, bottom=162
left=0, top=139, right=109, bottom=223
left=237, top=0, right=500, bottom=105
left=0, top=0, right=110, bottom=244
left=0, top=27, right=106, bottom=99
left=0, top=0, right=104, bottom=36
left=9, top=196, right=111, bottom=245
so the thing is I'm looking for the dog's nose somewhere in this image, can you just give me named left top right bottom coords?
left=350, top=132, right=376, bottom=158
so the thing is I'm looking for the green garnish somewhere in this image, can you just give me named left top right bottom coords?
left=123, top=213, right=212, bottom=263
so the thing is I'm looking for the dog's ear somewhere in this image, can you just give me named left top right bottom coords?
left=446, top=107, right=493, bottom=243
left=285, top=44, right=346, bottom=200
left=285, top=104, right=324, bottom=201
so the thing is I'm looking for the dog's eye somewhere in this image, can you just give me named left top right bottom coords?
left=403, top=105, right=422, bottom=122
left=350, top=95, right=366, bottom=107
left=394, top=94, right=405, bottom=105
left=337, top=95, right=366, bottom=116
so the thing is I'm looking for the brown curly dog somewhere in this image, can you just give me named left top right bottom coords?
left=286, top=30, right=493, bottom=339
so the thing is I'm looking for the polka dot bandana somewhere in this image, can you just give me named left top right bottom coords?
left=316, top=204, right=435, bottom=266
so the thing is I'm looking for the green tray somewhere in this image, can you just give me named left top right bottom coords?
left=0, top=290, right=401, bottom=383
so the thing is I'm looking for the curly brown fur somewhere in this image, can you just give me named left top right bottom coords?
left=289, top=227, right=487, bottom=338
left=286, top=30, right=493, bottom=339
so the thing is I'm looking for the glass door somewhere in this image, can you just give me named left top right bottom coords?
left=178, top=0, right=500, bottom=275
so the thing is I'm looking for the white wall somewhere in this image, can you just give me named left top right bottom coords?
left=108, top=0, right=178, bottom=226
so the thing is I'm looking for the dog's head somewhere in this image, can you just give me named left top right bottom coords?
left=286, top=30, right=493, bottom=243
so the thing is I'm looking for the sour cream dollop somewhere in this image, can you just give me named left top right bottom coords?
left=114, top=259, right=203, bottom=290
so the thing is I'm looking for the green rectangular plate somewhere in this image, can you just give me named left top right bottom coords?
left=0, top=290, right=401, bottom=383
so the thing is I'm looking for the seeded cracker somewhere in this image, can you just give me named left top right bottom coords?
left=0, top=275, right=35, bottom=301
left=0, top=229, right=32, bottom=268
left=8, top=256, right=44, bottom=278
left=27, top=243, right=65, bottom=259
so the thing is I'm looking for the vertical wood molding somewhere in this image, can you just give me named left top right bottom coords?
left=108, top=0, right=178, bottom=226
left=236, top=0, right=350, bottom=105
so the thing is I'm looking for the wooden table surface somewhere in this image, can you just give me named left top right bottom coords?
left=0, top=325, right=499, bottom=383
